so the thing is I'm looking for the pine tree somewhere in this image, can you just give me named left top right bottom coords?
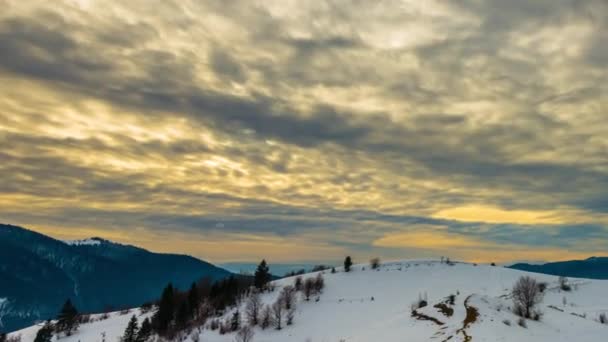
left=34, top=321, right=54, bottom=342
left=187, top=282, right=199, bottom=319
left=254, top=259, right=271, bottom=290
left=121, top=315, right=139, bottom=342
left=153, top=283, right=175, bottom=333
left=176, top=300, right=189, bottom=329
left=56, top=299, right=79, bottom=336
left=344, top=256, right=353, bottom=272
left=136, top=318, right=152, bottom=342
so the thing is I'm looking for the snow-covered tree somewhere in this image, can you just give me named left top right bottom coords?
left=121, top=315, right=139, bottom=342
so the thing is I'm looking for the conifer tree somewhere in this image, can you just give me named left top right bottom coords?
left=254, top=259, right=271, bottom=290
left=153, top=283, right=175, bottom=333
left=121, top=315, right=139, bottom=342
left=34, top=321, right=54, bottom=342
left=176, top=300, right=189, bottom=329
left=136, top=318, right=152, bottom=342
left=344, top=256, right=353, bottom=272
left=56, top=299, right=79, bottom=335
left=187, top=282, right=199, bottom=318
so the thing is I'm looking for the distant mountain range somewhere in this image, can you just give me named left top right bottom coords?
left=0, top=224, right=232, bottom=333
left=220, top=262, right=320, bottom=277
left=509, top=256, right=608, bottom=279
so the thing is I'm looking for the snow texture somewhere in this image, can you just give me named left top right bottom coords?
left=10, top=260, right=608, bottom=341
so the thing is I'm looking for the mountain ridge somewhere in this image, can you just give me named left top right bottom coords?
left=0, top=223, right=232, bottom=333
left=509, top=256, right=608, bottom=279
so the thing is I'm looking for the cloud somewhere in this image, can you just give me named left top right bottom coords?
left=0, top=0, right=607, bottom=262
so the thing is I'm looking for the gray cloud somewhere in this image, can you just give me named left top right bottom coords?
left=1, top=0, right=607, bottom=260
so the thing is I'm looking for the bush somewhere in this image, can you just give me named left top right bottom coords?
left=279, top=286, right=296, bottom=310
left=512, top=276, right=543, bottom=319
left=517, top=318, right=527, bottom=328
left=370, top=258, right=380, bottom=270
left=559, top=276, right=571, bottom=291
left=234, top=326, right=254, bottom=342
left=447, top=294, right=456, bottom=305
left=344, top=256, right=353, bottom=272
left=538, top=282, right=547, bottom=293
left=294, top=276, right=303, bottom=291
left=599, top=313, right=607, bottom=324
left=314, top=273, right=325, bottom=293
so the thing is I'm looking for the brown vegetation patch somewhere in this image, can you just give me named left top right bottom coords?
left=434, top=303, right=454, bottom=317
left=455, top=295, right=479, bottom=342
left=411, top=309, right=445, bottom=326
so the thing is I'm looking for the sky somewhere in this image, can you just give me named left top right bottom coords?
left=1, top=0, right=607, bottom=264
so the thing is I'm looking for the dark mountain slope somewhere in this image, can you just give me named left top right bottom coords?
left=509, top=256, right=608, bottom=280
left=0, top=223, right=231, bottom=332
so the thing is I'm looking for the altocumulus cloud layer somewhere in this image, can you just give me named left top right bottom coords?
left=1, top=0, right=607, bottom=262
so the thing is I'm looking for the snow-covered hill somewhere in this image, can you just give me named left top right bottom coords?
left=10, top=260, right=608, bottom=341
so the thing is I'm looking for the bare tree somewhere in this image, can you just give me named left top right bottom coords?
left=314, top=273, right=325, bottom=294
left=294, top=276, right=303, bottom=291
left=271, top=300, right=283, bottom=330
left=370, top=258, right=380, bottom=269
left=286, top=307, right=295, bottom=326
left=260, top=305, right=271, bottom=330
left=279, top=285, right=297, bottom=310
left=234, top=326, right=254, bottom=342
left=512, top=276, right=543, bottom=318
left=303, top=278, right=315, bottom=301
left=245, top=291, right=262, bottom=326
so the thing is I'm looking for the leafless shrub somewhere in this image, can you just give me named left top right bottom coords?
left=314, top=273, right=325, bottom=293
left=279, top=286, right=297, bottom=310
left=370, top=258, right=380, bottom=270
left=447, top=294, right=456, bottom=305
left=260, top=305, right=271, bottom=330
left=209, top=318, right=220, bottom=330
left=512, top=276, right=543, bottom=319
left=303, top=278, right=315, bottom=301
left=234, top=326, right=254, bottom=342
left=245, top=291, right=262, bottom=326
left=79, top=314, right=91, bottom=324
left=271, top=300, right=283, bottom=330
left=559, top=276, right=571, bottom=291
left=286, top=307, right=295, bottom=326
left=517, top=317, right=527, bottom=328
left=294, top=276, right=303, bottom=291
left=599, top=313, right=607, bottom=324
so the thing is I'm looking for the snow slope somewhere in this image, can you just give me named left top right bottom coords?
left=10, top=260, right=608, bottom=341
